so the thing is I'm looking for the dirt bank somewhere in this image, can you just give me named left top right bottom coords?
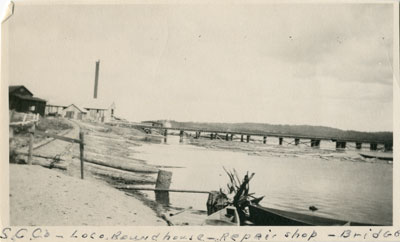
left=10, top=118, right=167, bottom=226
left=10, top=164, right=165, bottom=226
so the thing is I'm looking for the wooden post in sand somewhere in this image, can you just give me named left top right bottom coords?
left=27, top=124, right=35, bottom=165
left=79, top=131, right=85, bottom=179
left=155, top=170, right=172, bottom=205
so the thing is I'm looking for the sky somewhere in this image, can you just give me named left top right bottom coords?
left=3, top=2, right=395, bottom=132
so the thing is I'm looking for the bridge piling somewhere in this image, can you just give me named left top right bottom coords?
left=230, top=134, right=234, bottom=141
left=241, top=135, right=244, bottom=142
left=179, top=130, right=184, bottom=143
left=311, top=139, right=320, bottom=148
left=263, top=136, right=267, bottom=144
left=384, top=143, right=392, bottom=151
left=163, top=129, right=168, bottom=143
left=279, top=137, right=283, bottom=145
left=356, top=142, right=362, bottom=149
left=225, top=133, right=229, bottom=141
left=246, top=135, right=250, bottom=143
left=370, top=143, right=377, bottom=151
left=294, top=138, right=300, bottom=145
left=336, top=141, right=346, bottom=149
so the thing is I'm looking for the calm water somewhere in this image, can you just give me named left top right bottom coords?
left=132, top=136, right=393, bottom=225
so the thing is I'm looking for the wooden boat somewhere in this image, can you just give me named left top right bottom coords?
left=359, top=152, right=393, bottom=161
left=247, top=205, right=381, bottom=226
left=202, top=206, right=240, bottom=226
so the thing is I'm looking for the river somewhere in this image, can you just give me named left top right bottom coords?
left=131, top=135, right=392, bottom=225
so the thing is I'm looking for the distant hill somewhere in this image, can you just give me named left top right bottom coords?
left=165, top=121, right=392, bottom=143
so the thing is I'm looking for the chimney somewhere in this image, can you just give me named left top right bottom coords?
left=93, top=60, right=100, bottom=99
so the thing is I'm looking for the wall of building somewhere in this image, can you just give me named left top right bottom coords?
left=63, top=105, right=86, bottom=120
left=45, top=105, right=65, bottom=116
left=9, top=96, right=46, bottom=116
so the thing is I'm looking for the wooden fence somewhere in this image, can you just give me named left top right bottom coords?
left=9, top=112, right=86, bottom=179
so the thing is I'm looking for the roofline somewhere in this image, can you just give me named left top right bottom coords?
left=67, top=104, right=87, bottom=113
left=84, top=107, right=107, bottom=110
left=9, top=85, right=34, bottom=96
left=12, top=93, right=46, bottom=102
left=46, top=104, right=67, bottom=107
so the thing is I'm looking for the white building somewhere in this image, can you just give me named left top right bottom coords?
left=83, top=101, right=116, bottom=123
left=45, top=102, right=68, bottom=116
left=45, top=99, right=116, bottom=123
left=63, top=104, right=88, bottom=120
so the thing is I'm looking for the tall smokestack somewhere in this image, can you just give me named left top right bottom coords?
left=93, top=60, right=100, bottom=99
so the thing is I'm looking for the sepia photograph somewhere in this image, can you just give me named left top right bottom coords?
left=2, top=0, right=396, bottom=230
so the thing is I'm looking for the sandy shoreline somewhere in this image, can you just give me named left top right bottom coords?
left=10, top=164, right=165, bottom=226
left=10, top=119, right=167, bottom=226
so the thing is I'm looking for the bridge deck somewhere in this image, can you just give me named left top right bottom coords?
left=127, top=124, right=391, bottom=145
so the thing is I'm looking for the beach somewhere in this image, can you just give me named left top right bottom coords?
left=10, top=164, right=165, bottom=226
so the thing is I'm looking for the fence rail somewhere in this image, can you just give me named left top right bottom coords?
left=9, top=114, right=86, bottom=179
left=9, top=112, right=40, bottom=127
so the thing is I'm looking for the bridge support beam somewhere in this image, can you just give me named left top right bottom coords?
left=294, top=138, right=300, bottom=145
left=311, top=139, right=320, bottom=148
left=246, top=135, right=250, bottom=143
left=241, top=135, right=244, bottom=142
left=179, top=130, right=184, bottom=143
left=356, top=142, right=362, bottom=149
left=370, top=143, right=377, bottom=151
left=279, top=137, right=283, bottom=145
left=263, top=136, right=267, bottom=144
left=336, top=141, right=346, bottom=149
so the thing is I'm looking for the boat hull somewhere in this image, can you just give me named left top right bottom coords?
left=359, top=153, right=393, bottom=161
left=248, top=205, right=380, bottom=226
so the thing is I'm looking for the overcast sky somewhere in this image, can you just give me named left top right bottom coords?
left=4, top=2, right=394, bottom=132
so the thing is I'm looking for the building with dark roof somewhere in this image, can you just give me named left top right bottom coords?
left=9, top=85, right=47, bottom=116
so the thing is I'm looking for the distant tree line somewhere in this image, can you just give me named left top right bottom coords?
left=166, top=121, right=393, bottom=143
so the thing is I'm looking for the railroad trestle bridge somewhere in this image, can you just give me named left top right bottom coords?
left=129, top=124, right=392, bottom=151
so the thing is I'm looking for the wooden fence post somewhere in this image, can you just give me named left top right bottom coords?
left=155, top=170, right=172, bottom=205
left=27, top=124, right=35, bottom=165
left=79, top=131, right=85, bottom=179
